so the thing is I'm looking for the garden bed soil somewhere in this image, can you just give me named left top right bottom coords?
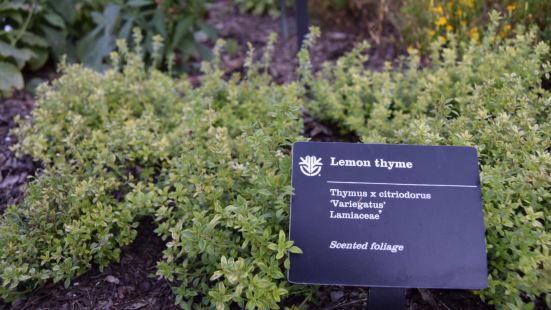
left=0, top=92, right=39, bottom=214
left=206, top=0, right=402, bottom=84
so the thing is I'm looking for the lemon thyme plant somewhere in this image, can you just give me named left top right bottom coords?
left=0, top=33, right=186, bottom=301
left=304, top=16, right=551, bottom=308
left=145, top=36, right=313, bottom=309
left=0, top=32, right=317, bottom=308
left=1, top=19, right=550, bottom=309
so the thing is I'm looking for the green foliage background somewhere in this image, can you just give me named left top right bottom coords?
left=0, top=0, right=213, bottom=93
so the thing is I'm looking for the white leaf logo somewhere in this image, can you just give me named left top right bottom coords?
left=299, top=156, right=323, bottom=176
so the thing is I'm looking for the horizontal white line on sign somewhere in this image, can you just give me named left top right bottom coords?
left=327, top=181, right=478, bottom=188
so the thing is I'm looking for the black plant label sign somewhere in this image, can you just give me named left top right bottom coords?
left=288, top=142, right=488, bottom=289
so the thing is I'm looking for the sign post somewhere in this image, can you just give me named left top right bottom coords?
left=368, top=288, right=405, bottom=309
left=288, top=142, right=488, bottom=308
left=295, top=0, right=309, bottom=49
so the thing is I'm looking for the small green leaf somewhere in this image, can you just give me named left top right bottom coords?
left=210, top=271, right=223, bottom=281
left=284, top=258, right=290, bottom=269
left=278, top=230, right=285, bottom=245
left=289, top=246, right=303, bottom=254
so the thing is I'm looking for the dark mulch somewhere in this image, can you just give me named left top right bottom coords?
left=310, top=286, right=492, bottom=309
left=0, top=92, right=39, bottom=213
left=207, top=0, right=402, bottom=84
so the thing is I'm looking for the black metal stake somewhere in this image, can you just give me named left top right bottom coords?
left=368, top=288, right=406, bottom=310
left=279, top=0, right=289, bottom=39
left=295, top=0, right=309, bottom=49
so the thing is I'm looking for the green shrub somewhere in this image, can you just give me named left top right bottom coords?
left=1, top=35, right=185, bottom=301
left=0, top=0, right=214, bottom=94
left=0, top=0, right=101, bottom=93
left=80, top=0, right=215, bottom=72
left=304, top=16, right=551, bottom=308
left=1, top=33, right=316, bottom=308
left=144, top=35, right=313, bottom=309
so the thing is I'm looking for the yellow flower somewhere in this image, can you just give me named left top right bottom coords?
left=465, top=0, right=474, bottom=8
left=438, top=35, right=447, bottom=44
left=428, top=30, right=436, bottom=38
left=456, top=8, right=463, bottom=16
left=433, top=5, right=444, bottom=14
left=446, top=25, right=454, bottom=32
left=435, top=16, right=448, bottom=27
left=469, top=27, right=480, bottom=41
left=499, top=24, right=512, bottom=38
left=506, top=3, right=517, bottom=13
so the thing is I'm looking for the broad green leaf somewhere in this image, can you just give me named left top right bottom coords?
left=0, top=62, right=23, bottom=91
left=28, top=47, right=49, bottom=70
left=49, top=0, right=75, bottom=24
left=25, top=77, right=45, bottom=94
left=117, top=17, right=135, bottom=39
left=20, top=32, right=49, bottom=48
left=0, top=3, right=26, bottom=12
left=128, top=0, right=154, bottom=7
left=43, top=13, right=66, bottom=29
left=171, top=17, right=193, bottom=49
left=5, top=11, right=24, bottom=25
left=195, top=42, right=213, bottom=60
left=103, top=4, right=121, bottom=33
left=42, top=25, right=67, bottom=59
left=76, top=29, right=115, bottom=70
left=152, top=7, right=167, bottom=37
left=198, top=21, right=217, bottom=39
left=0, top=41, right=34, bottom=64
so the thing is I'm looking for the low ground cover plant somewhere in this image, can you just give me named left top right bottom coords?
left=1, top=33, right=313, bottom=308
left=305, top=15, right=551, bottom=308
left=0, top=34, right=186, bottom=300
